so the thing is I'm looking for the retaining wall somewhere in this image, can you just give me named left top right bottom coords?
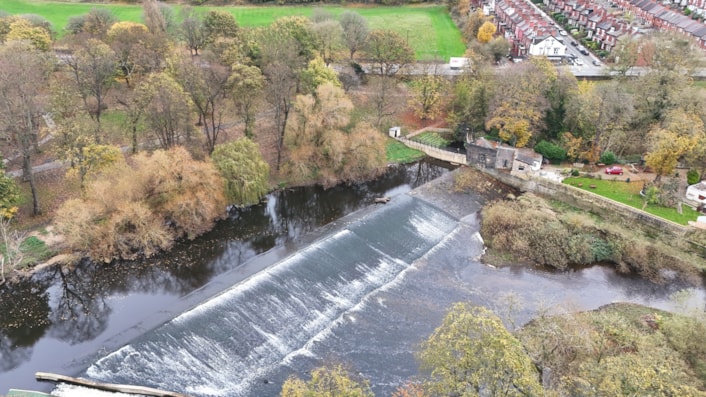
left=397, top=137, right=466, bottom=164
left=481, top=168, right=691, bottom=238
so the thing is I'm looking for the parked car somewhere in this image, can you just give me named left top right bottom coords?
left=571, top=41, right=578, bottom=46
left=575, top=59, right=584, bottom=66
left=605, top=166, right=623, bottom=175
left=593, top=60, right=601, bottom=66
left=580, top=48, right=590, bottom=56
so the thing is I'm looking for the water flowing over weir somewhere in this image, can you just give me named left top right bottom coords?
left=82, top=195, right=459, bottom=397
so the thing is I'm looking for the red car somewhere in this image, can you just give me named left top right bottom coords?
left=605, top=166, right=623, bottom=175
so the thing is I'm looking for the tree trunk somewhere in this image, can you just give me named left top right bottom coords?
left=23, top=150, right=40, bottom=216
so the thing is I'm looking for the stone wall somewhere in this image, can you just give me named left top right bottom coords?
left=397, top=137, right=467, bottom=165
left=481, top=168, right=691, bottom=238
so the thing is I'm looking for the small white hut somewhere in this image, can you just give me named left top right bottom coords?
left=686, top=181, right=706, bottom=204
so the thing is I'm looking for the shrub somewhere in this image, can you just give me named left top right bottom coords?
left=534, top=140, right=566, bottom=163
left=687, top=169, right=700, bottom=185
left=599, top=151, right=617, bottom=165
left=571, top=169, right=580, bottom=177
left=54, top=147, right=226, bottom=262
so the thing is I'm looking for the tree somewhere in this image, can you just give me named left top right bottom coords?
left=179, top=7, right=207, bottom=57
left=301, top=56, right=341, bottom=94
left=477, top=21, right=496, bottom=43
left=106, top=21, right=151, bottom=87
left=173, top=53, right=232, bottom=154
left=136, top=72, right=194, bottom=149
left=65, top=39, right=117, bottom=133
left=408, top=67, right=448, bottom=121
left=211, top=138, right=270, bottom=207
left=228, top=64, right=264, bottom=139
left=142, top=0, right=174, bottom=36
left=486, top=59, right=554, bottom=147
left=485, top=36, right=511, bottom=64
left=417, top=303, right=543, bottom=396
left=0, top=41, right=52, bottom=216
left=564, top=81, right=633, bottom=164
left=0, top=159, right=19, bottom=221
left=259, top=17, right=313, bottom=171
left=281, top=365, right=374, bottom=397
left=64, top=8, right=112, bottom=39
left=447, top=64, right=495, bottom=142
left=6, top=17, right=52, bottom=51
left=203, top=10, right=239, bottom=43
left=645, top=109, right=704, bottom=181
left=464, top=9, right=489, bottom=43
left=340, top=11, right=368, bottom=59
left=284, top=83, right=385, bottom=187
left=311, top=19, right=343, bottom=66
left=365, top=30, right=415, bottom=126
left=365, top=29, right=415, bottom=77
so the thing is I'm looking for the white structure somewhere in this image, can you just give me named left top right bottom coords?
left=686, top=181, right=706, bottom=204
left=449, top=57, right=471, bottom=70
left=389, top=126, right=401, bottom=138
left=528, top=36, right=567, bottom=58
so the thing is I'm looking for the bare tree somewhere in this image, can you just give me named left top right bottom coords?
left=340, top=11, right=368, bottom=60
left=65, top=38, right=117, bottom=135
left=0, top=42, right=52, bottom=216
left=173, top=52, right=232, bottom=154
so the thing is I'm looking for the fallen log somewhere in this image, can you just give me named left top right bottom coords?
left=35, top=372, right=191, bottom=397
left=374, top=197, right=391, bottom=204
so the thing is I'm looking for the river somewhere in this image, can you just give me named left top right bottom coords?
left=1, top=161, right=703, bottom=396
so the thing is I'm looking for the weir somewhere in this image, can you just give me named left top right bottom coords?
left=79, top=195, right=458, bottom=397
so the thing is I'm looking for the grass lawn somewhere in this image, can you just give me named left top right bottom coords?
left=386, top=138, right=425, bottom=164
left=410, top=130, right=452, bottom=148
left=1, top=1, right=465, bottom=60
left=563, top=176, right=700, bottom=225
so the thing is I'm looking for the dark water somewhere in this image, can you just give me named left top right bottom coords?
left=0, top=160, right=448, bottom=393
left=2, top=160, right=704, bottom=396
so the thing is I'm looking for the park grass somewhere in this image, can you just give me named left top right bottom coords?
left=1, top=1, right=465, bottom=60
left=563, top=176, right=700, bottom=225
left=386, top=138, right=425, bottom=163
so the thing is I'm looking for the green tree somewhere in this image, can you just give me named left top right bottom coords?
left=0, top=159, right=19, bottom=220
left=301, top=56, right=341, bottom=94
left=228, top=64, right=265, bottom=139
left=204, top=10, right=239, bottom=42
left=417, top=302, right=543, bottom=397
left=281, top=365, right=374, bottom=397
left=211, top=138, right=270, bottom=207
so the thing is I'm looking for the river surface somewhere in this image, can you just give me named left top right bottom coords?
left=1, top=161, right=703, bottom=396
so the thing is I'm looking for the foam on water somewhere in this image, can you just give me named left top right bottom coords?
left=81, top=196, right=458, bottom=397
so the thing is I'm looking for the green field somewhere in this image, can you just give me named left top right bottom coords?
left=0, top=1, right=466, bottom=60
